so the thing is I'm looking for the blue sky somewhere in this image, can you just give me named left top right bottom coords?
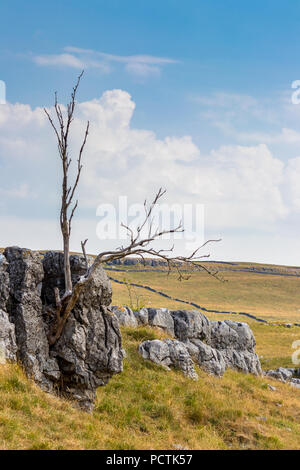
left=1, top=1, right=300, bottom=264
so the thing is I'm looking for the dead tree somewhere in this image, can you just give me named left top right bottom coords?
left=45, top=72, right=220, bottom=346
left=44, top=72, right=89, bottom=300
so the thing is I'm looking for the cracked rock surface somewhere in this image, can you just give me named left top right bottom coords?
left=43, top=252, right=123, bottom=411
left=111, top=305, right=138, bottom=328
left=0, top=247, right=123, bottom=411
left=264, top=367, right=300, bottom=388
left=0, top=254, right=17, bottom=363
left=137, top=308, right=262, bottom=378
left=139, top=338, right=198, bottom=380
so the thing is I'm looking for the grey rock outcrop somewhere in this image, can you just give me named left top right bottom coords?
left=0, top=309, right=17, bottom=363
left=135, top=308, right=175, bottom=336
left=42, top=251, right=123, bottom=411
left=137, top=308, right=262, bottom=377
left=208, top=319, right=262, bottom=375
left=171, top=309, right=211, bottom=343
left=139, top=339, right=198, bottom=380
left=264, top=367, right=298, bottom=383
left=0, top=254, right=9, bottom=311
left=0, top=247, right=123, bottom=411
left=135, top=307, right=149, bottom=325
left=4, top=247, right=59, bottom=392
left=0, top=253, right=17, bottom=363
left=264, top=367, right=300, bottom=390
left=111, top=305, right=138, bottom=327
left=186, top=340, right=226, bottom=376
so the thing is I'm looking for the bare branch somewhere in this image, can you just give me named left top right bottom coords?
left=87, top=188, right=222, bottom=282
left=45, top=75, right=223, bottom=346
left=45, top=71, right=89, bottom=343
left=66, top=120, right=89, bottom=209
left=48, top=187, right=222, bottom=345
left=81, top=239, right=89, bottom=272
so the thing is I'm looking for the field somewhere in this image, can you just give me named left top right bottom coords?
left=109, top=261, right=300, bottom=322
left=1, top=326, right=300, bottom=450
left=0, top=258, right=300, bottom=449
left=109, top=261, right=300, bottom=370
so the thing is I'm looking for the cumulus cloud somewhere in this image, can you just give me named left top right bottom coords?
left=284, top=156, right=300, bottom=212
left=0, top=184, right=33, bottom=199
left=193, top=91, right=300, bottom=146
left=34, top=53, right=86, bottom=69
left=0, top=89, right=299, bottom=263
left=32, top=46, right=178, bottom=78
left=194, top=92, right=258, bottom=110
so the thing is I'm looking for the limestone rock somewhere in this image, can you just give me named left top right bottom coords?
left=170, top=309, right=211, bottom=343
left=0, top=254, right=16, bottom=363
left=171, top=311, right=262, bottom=376
left=186, top=339, right=226, bottom=376
left=135, top=307, right=261, bottom=378
left=139, top=339, right=198, bottom=380
left=147, top=308, right=175, bottom=336
left=134, top=307, right=149, bottom=325
left=209, top=320, right=256, bottom=351
left=0, top=247, right=123, bottom=412
left=0, top=254, right=9, bottom=311
left=263, top=367, right=300, bottom=390
left=265, top=367, right=295, bottom=382
left=111, top=305, right=138, bottom=327
left=209, top=320, right=262, bottom=375
left=0, top=309, right=17, bottom=363
left=4, top=247, right=58, bottom=392
left=43, top=252, right=123, bottom=411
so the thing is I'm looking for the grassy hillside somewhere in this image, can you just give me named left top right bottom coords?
left=109, top=263, right=300, bottom=370
left=109, top=264, right=300, bottom=322
left=0, top=325, right=300, bottom=450
left=1, top=257, right=299, bottom=449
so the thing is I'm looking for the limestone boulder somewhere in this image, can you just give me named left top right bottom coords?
left=43, top=252, right=123, bottom=411
left=139, top=339, right=198, bottom=380
left=0, top=247, right=123, bottom=412
left=4, top=247, right=59, bottom=392
left=111, top=305, right=138, bottom=327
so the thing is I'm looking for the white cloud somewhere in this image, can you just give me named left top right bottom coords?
left=215, top=124, right=300, bottom=145
left=192, top=91, right=298, bottom=145
left=194, top=92, right=258, bottom=110
left=0, top=90, right=299, bottom=263
left=34, top=53, right=85, bottom=69
left=125, top=62, right=160, bottom=77
left=192, top=90, right=300, bottom=150
left=284, top=156, right=300, bottom=212
left=0, top=184, right=33, bottom=200
left=64, top=47, right=178, bottom=65
left=32, top=47, right=178, bottom=78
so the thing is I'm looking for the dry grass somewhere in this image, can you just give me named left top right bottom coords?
left=109, top=267, right=300, bottom=322
left=0, top=257, right=299, bottom=449
left=0, top=325, right=300, bottom=450
left=110, top=265, right=300, bottom=370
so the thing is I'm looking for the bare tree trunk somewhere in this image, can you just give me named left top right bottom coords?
left=45, top=73, right=222, bottom=346
left=62, top=222, right=72, bottom=294
left=44, top=72, right=89, bottom=343
left=61, top=143, right=73, bottom=295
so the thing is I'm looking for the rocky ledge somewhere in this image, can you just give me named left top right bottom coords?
left=111, top=306, right=262, bottom=378
left=264, top=367, right=300, bottom=389
left=0, top=247, right=123, bottom=411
